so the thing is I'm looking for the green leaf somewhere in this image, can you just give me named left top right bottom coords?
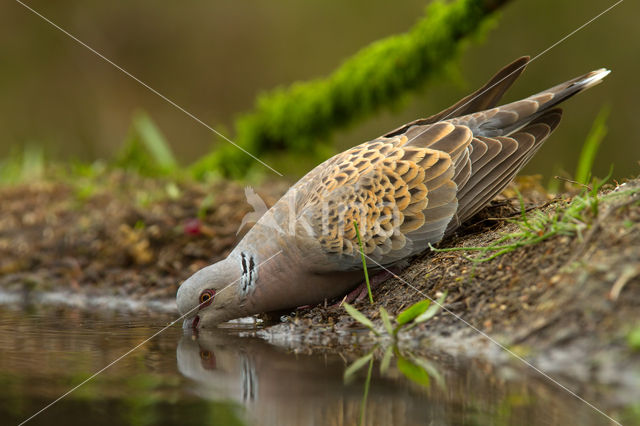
left=575, top=105, right=610, bottom=185
left=414, top=292, right=447, bottom=324
left=343, top=303, right=378, bottom=334
left=397, top=355, right=430, bottom=387
left=379, top=307, right=394, bottom=336
left=410, top=356, right=445, bottom=390
left=396, top=299, right=431, bottom=325
left=343, top=351, right=374, bottom=382
left=380, top=346, right=394, bottom=374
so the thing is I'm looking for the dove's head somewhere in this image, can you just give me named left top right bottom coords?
left=176, top=257, right=244, bottom=329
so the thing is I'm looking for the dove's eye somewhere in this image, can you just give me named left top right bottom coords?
left=199, top=289, right=215, bottom=307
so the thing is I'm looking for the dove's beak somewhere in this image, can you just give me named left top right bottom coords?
left=183, top=315, right=200, bottom=330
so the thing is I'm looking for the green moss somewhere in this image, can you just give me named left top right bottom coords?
left=192, top=0, right=509, bottom=179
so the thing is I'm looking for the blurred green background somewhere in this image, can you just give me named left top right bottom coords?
left=1, top=0, right=638, bottom=181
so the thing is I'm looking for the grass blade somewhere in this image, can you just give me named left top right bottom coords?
left=358, top=356, right=374, bottom=426
left=575, top=105, right=610, bottom=184
left=396, top=299, right=431, bottom=325
left=344, top=351, right=374, bottom=382
left=134, top=111, right=177, bottom=170
left=414, top=292, right=447, bottom=324
left=343, top=303, right=378, bottom=335
left=380, top=346, right=394, bottom=374
left=379, top=307, right=394, bottom=336
left=410, top=355, right=445, bottom=390
left=353, top=221, right=373, bottom=304
left=397, top=355, right=430, bottom=387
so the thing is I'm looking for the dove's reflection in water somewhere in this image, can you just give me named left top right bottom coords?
left=177, top=331, right=438, bottom=426
left=177, top=332, right=261, bottom=404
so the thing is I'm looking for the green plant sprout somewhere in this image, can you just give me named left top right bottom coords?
left=343, top=288, right=448, bottom=420
left=353, top=220, right=374, bottom=304
left=345, top=217, right=447, bottom=336
left=344, top=292, right=447, bottom=339
left=343, top=303, right=380, bottom=337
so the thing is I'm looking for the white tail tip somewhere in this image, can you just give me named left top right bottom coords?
left=582, top=68, right=611, bottom=88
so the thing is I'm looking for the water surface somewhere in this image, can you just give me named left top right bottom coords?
left=0, top=305, right=617, bottom=425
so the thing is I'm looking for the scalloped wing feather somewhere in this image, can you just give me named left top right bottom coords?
left=291, top=128, right=471, bottom=271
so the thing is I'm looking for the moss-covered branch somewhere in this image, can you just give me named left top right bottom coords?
left=192, top=0, right=512, bottom=179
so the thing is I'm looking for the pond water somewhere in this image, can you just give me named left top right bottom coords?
left=0, top=305, right=617, bottom=425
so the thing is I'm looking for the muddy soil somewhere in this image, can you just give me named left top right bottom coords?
left=1, top=171, right=639, bottom=406
left=0, top=171, right=287, bottom=304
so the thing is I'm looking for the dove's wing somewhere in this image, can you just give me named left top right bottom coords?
left=291, top=122, right=472, bottom=272
left=288, top=111, right=562, bottom=273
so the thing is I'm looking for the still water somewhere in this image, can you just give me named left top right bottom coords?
left=0, top=304, right=616, bottom=425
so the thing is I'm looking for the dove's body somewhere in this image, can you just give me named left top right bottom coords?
left=177, top=57, right=610, bottom=327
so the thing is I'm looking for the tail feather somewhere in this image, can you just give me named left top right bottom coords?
left=453, top=68, right=611, bottom=138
